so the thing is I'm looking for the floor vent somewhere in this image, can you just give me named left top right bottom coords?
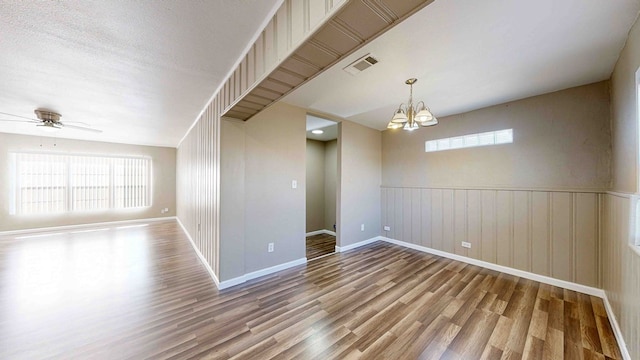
left=343, top=54, right=379, bottom=75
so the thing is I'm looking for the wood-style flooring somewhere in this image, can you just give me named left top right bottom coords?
left=306, top=233, right=336, bottom=260
left=0, top=220, right=622, bottom=359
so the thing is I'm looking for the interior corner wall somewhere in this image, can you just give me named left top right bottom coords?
left=324, top=139, right=337, bottom=232
left=380, top=81, right=611, bottom=289
left=306, top=139, right=326, bottom=232
left=603, top=13, right=640, bottom=360
left=244, top=102, right=307, bottom=272
left=220, top=118, right=246, bottom=281
left=177, top=99, right=221, bottom=279
left=338, top=120, right=381, bottom=247
left=0, top=132, right=176, bottom=232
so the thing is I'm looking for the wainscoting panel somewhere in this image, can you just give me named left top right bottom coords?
left=601, top=193, right=640, bottom=359
left=177, top=96, right=221, bottom=278
left=381, top=187, right=601, bottom=288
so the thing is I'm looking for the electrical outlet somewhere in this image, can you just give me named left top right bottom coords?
left=268, top=243, right=274, bottom=252
left=461, top=241, right=471, bottom=249
left=361, top=224, right=365, bottom=231
left=383, top=226, right=391, bottom=231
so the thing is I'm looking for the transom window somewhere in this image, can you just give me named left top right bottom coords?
left=9, top=152, right=151, bottom=215
left=425, top=129, right=513, bottom=153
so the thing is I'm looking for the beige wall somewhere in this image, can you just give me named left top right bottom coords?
left=306, top=139, right=326, bottom=232
left=220, top=118, right=246, bottom=280
left=604, top=14, right=640, bottom=360
left=324, top=139, right=337, bottom=231
left=338, top=120, right=381, bottom=247
left=382, top=81, right=611, bottom=191
left=380, top=82, right=611, bottom=288
left=0, top=132, right=176, bottom=232
left=244, top=102, right=307, bottom=272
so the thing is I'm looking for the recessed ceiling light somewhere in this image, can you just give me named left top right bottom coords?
left=312, top=129, right=323, bottom=134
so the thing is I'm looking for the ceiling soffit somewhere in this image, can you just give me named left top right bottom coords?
left=223, top=0, right=435, bottom=121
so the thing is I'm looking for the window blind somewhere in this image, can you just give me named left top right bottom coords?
left=10, top=153, right=151, bottom=215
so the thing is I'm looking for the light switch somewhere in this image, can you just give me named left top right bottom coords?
left=292, top=180, right=297, bottom=189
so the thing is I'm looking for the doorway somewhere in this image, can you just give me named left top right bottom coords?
left=305, top=115, right=338, bottom=260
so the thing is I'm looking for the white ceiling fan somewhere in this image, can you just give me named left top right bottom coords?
left=0, top=109, right=102, bottom=133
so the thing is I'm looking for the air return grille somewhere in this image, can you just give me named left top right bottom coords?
left=343, top=54, right=379, bottom=75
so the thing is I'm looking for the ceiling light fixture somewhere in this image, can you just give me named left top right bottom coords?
left=311, top=129, right=324, bottom=134
left=387, top=78, right=438, bottom=131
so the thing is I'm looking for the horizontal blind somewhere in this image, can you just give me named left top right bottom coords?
left=10, top=152, right=152, bottom=215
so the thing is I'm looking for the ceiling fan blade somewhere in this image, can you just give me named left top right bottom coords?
left=0, top=111, right=40, bottom=122
left=61, top=123, right=103, bottom=133
left=63, top=121, right=91, bottom=126
left=0, top=118, right=39, bottom=123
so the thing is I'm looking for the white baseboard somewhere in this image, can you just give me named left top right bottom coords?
left=176, top=218, right=307, bottom=290
left=335, top=236, right=380, bottom=252
left=380, top=237, right=604, bottom=297
left=0, top=216, right=177, bottom=236
left=602, top=292, right=631, bottom=360
left=218, top=257, right=308, bottom=290
left=306, top=229, right=336, bottom=237
left=176, top=218, right=220, bottom=287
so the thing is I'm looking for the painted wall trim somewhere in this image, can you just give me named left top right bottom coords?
left=335, top=236, right=380, bottom=253
left=606, top=190, right=635, bottom=198
left=218, top=257, right=308, bottom=290
left=176, top=217, right=221, bottom=287
left=379, top=236, right=604, bottom=296
left=0, top=216, right=177, bottom=236
left=381, top=185, right=607, bottom=194
left=306, top=229, right=336, bottom=237
left=602, top=292, right=632, bottom=360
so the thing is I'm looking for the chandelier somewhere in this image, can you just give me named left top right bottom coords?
left=387, top=78, right=438, bottom=131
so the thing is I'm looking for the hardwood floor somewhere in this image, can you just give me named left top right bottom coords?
left=306, top=233, right=336, bottom=260
left=0, top=220, right=622, bottom=359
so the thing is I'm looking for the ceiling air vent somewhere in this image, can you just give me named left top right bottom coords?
left=343, top=54, right=379, bottom=75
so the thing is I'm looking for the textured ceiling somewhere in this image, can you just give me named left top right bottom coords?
left=0, top=0, right=281, bottom=147
left=283, top=0, right=640, bottom=130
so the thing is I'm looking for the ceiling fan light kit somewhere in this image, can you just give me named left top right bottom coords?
left=387, top=78, right=438, bottom=131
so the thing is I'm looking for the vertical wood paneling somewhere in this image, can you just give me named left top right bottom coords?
left=420, top=189, right=432, bottom=248
left=177, top=99, right=220, bottom=278
left=467, top=190, right=481, bottom=259
left=496, top=191, right=512, bottom=267
left=442, top=189, right=455, bottom=254
left=513, top=191, right=531, bottom=271
left=308, top=0, right=326, bottom=30
left=431, top=189, right=443, bottom=250
left=481, top=190, right=497, bottom=263
left=551, top=192, right=573, bottom=282
left=411, top=188, right=421, bottom=246
left=393, top=188, right=402, bottom=241
left=531, top=192, right=550, bottom=276
left=380, top=187, right=602, bottom=289
left=576, top=193, right=598, bottom=287
left=290, top=0, right=305, bottom=46
left=276, top=3, right=290, bottom=61
left=402, top=188, right=412, bottom=243
left=601, top=193, right=640, bottom=359
left=264, top=19, right=277, bottom=72
left=454, top=190, right=467, bottom=257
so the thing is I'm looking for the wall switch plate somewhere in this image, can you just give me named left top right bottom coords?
left=383, top=226, right=391, bottom=231
left=268, top=243, right=274, bottom=252
left=361, top=224, right=365, bottom=231
left=461, top=241, right=471, bottom=249
left=291, top=180, right=297, bottom=189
